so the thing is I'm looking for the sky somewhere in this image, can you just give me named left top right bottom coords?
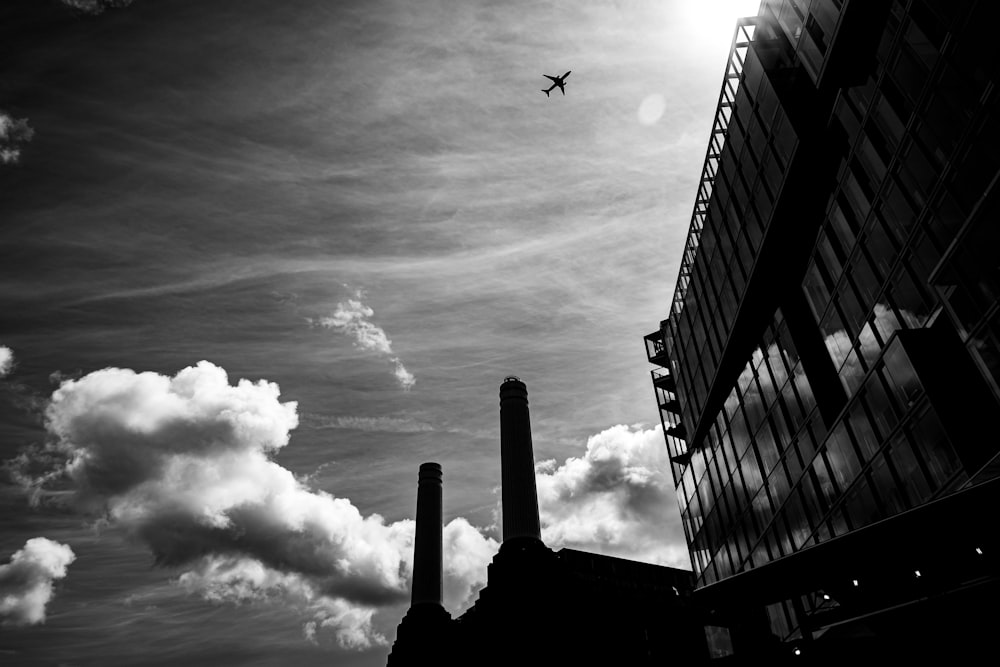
left=0, top=0, right=759, bottom=664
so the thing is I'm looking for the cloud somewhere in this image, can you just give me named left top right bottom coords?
left=0, top=537, right=76, bottom=626
left=0, top=112, right=34, bottom=165
left=28, top=361, right=492, bottom=648
left=0, top=345, right=13, bottom=377
left=177, top=556, right=384, bottom=649
left=60, top=0, right=134, bottom=14
left=442, top=517, right=495, bottom=610
left=311, top=297, right=416, bottom=390
left=303, top=414, right=435, bottom=433
left=536, top=424, right=689, bottom=568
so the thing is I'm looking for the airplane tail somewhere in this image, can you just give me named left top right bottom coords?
left=542, top=89, right=550, bottom=97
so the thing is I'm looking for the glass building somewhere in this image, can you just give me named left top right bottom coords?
left=645, top=0, right=1000, bottom=659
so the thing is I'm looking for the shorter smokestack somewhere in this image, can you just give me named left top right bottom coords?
left=411, top=462, right=443, bottom=607
left=499, top=376, right=542, bottom=543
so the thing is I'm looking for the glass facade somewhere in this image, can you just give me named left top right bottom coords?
left=646, top=0, right=1000, bottom=656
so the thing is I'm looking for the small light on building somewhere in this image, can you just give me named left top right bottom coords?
left=976, top=547, right=984, bottom=555
left=852, top=579, right=859, bottom=587
left=794, top=648, right=802, bottom=656
left=822, top=593, right=830, bottom=601
left=915, top=570, right=922, bottom=578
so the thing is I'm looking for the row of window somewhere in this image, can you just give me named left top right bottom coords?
left=697, top=335, right=967, bottom=586
left=665, top=50, right=799, bottom=433
left=681, top=313, right=819, bottom=576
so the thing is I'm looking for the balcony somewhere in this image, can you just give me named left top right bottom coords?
left=651, top=367, right=676, bottom=392
left=644, top=330, right=670, bottom=366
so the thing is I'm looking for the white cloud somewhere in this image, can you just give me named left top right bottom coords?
left=442, top=517, right=496, bottom=611
left=0, top=537, right=76, bottom=626
left=0, top=112, right=33, bottom=165
left=312, top=297, right=416, bottom=390
left=0, top=345, right=13, bottom=377
left=536, top=424, right=689, bottom=568
left=32, top=361, right=491, bottom=648
left=392, top=359, right=416, bottom=391
left=60, top=0, right=134, bottom=14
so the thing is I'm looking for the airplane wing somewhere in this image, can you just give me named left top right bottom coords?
left=544, top=74, right=559, bottom=82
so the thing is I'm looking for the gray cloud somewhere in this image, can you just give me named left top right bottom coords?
left=0, top=538, right=76, bottom=626
left=0, top=112, right=34, bottom=165
left=28, top=361, right=494, bottom=648
left=536, top=424, right=689, bottom=568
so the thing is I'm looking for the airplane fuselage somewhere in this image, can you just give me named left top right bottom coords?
left=541, top=70, right=571, bottom=97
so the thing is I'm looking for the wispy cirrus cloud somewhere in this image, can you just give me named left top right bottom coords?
left=311, top=296, right=416, bottom=390
left=303, top=413, right=435, bottom=434
left=0, top=112, right=33, bottom=165
left=18, top=361, right=494, bottom=649
left=0, top=538, right=76, bottom=626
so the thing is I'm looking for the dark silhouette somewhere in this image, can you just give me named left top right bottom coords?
left=387, top=378, right=708, bottom=666
left=386, top=463, right=452, bottom=666
left=644, top=1, right=1000, bottom=662
left=541, top=70, right=571, bottom=97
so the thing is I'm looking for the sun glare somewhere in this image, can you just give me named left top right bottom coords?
left=678, top=0, right=762, bottom=46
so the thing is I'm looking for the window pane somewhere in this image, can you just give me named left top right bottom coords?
left=870, top=451, right=907, bottom=515
left=849, top=401, right=881, bottom=461
left=826, top=422, right=862, bottom=490
left=909, top=406, right=964, bottom=490
left=882, top=339, right=923, bottom=409
left=842, top=473, right=881, bottom=530
left=888, top=432, right=932, bottom=507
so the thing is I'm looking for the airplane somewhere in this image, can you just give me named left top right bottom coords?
left=541, top=71, right=571, bottom=97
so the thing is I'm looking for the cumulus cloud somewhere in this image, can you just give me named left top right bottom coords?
left=177, top=556, right=384, bottom=649
left=0, top=537, right=76, bottom=626
left=0, top=345, right=13, bottom=377
left=536, top=424, right=689, bottom=568
left=311, top=297, right=416, bottom=390
left=28, top=361, right=492, bottom=648
left=60, top=0, right=134, bottom=14
left=442, top=517, right=495, bottom=610
left=0, top=112, right=34, bottom=165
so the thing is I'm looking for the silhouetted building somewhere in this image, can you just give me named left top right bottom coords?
left=386, top=463, right=452, bottom=667
left=645, top=0, right=1000, bottom=662
left=388, top=378, right=707, bottom=665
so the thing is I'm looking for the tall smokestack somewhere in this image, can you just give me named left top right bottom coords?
left=411, top=462, right=443, bottom=607
left=499, top=376, right=542, bottom=543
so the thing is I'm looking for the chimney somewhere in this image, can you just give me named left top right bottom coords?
left=411, top=462, right=443, bottom=607
left=499, top=376, right=542, bottom=543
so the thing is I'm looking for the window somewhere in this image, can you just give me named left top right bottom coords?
left=842, top=473, right=881, bottom=530
left=803, top=262, right=832, bottom=322
left=872, top=94, right=906, bottom=150
left=882, top=339, right=922, bottom=410
left=826, top=422, right=862, bottom=490
left=908, top=406, right=964, bottom=490
left=842, top=172, right=872, bottom=227
left=887, top=431, right=932, bottom=507
left=880, top=181, right=917, bottom=243
left=849, top=399, right=881, bottom=460
left=758, top=420, right=782, bottom=476
left=870, top=450, right=907, bottom=514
